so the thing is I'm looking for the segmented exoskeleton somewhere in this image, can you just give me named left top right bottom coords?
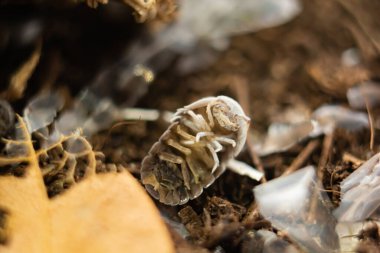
left=140, top=96, right=250, bottom=205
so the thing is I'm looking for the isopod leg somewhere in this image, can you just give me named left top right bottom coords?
left=186, top=110, right=211, bottom=131
left=185, top=156, right=200, bottom=184
left=180, top=161, right=191, bottom=190
left=166, top=139, right=192, bottom=156
left=195, top=131, right=213, bottom=142
left=211, top=140, right=223, bottom=152
left=215, top=136, right=236, bottom=147
left=181, top=118, right=201, bottom=132
left=176, top=125, right=196, bottom=141
left=206, top=101, right=216, bottom=128
left=158, top=152, right=184, bottom=165
left=206, top=143, right=220, bottom=173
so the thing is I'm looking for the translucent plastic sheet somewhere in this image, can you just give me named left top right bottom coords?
left=311, top=105, right=369, bottom=134
left=91, top=0, right=302, bottom=97
left=334, top=153, right=380, bottom=222
left=347, top=81, right=380, bottom=110
left=23, top=92, right=64, bottom=133
left=254, top=166, right=340, bottom=253
left=257, top=230, right=300, bottom=253
left=257, top=105, right=369, bottom=156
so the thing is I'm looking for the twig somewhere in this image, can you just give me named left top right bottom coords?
left=317, top=132, right=334, bottom=180
left=282, top=139, right=320, bottom=176
left=342, top=152, right=365, bottom=166
left=364, top=93, right=375, bottom=151
left=242, top=202, right=259, bottom=224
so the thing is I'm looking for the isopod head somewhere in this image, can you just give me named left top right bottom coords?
left=211, top=96, right=250, bottom=155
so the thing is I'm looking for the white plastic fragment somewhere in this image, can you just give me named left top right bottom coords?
left=257, top=230, right=301, bottom=253
left=168, top=0, right=301, bottom=73
left=81, top=98, right=120, bottom=135
left=92, top=0, right=302, bottom=96
left=227, top=159, right=263, bottom=181
left=334, top=153, right=380, bottom=222
left=311, top=105, right=369, bottom=134
left=341, top=48, right=360, bottom=67
left=174, top=0, right=302, bottom=48
left=257, top=121, right=316, bottom=156
left=118, top=108, right=160, bottom=121
left=256, top=104, right=368, bottom=156
left=56, top=90, right=166, bottom=136
left=23, top=92, right=64, bottom=133
left=244, top=230, right=301, bottom=253
left=254, top=166, right=340, bottom=253
left=347, top=81, right=380, bottom=110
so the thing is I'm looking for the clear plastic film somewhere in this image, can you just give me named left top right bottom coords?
left=254, top=166, right=340, bottom=253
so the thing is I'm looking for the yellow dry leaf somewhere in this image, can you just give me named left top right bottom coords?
left=0, top=116, right=174, bottom=253
left=5, top=42, right=42, bottom=101
left=51, top=172, right=174, bottom=253
left=0, top=116, right=50, bottom=253
left=0, top=175, right=50, bottom=253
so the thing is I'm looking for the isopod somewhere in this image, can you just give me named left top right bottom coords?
left=140, top=96, right=251, bottom=205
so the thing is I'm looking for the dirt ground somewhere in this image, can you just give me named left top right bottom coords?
left=1, top=0, right=380, bottom=252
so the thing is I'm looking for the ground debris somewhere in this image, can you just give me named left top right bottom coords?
left=178, top=197, right=246, bottom=249
left=356, top=222, right=380, bottom=253
left=240, top=230, right=301, bottom=253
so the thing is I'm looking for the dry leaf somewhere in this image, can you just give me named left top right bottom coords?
left=0, top=116, right=174, bottom=253
left=0, top=116, right=51, bottom=253
left=5, top=42, right=42, bottom=101
left=51, top=172, right=174, bottom=253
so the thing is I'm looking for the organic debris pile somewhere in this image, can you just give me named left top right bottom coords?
left=1, top=0, right=380, bottom=253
